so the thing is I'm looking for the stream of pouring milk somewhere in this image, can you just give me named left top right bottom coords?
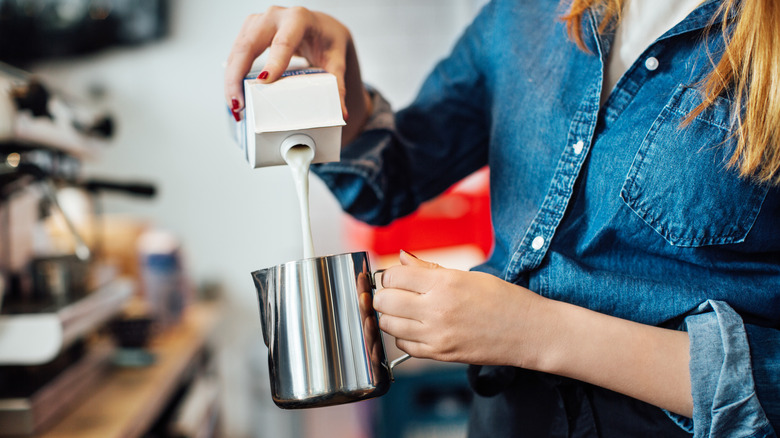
left=283, top=145, right=316, bottom=259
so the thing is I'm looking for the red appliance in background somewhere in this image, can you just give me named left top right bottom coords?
left=345, top=166, right=493, bottom=260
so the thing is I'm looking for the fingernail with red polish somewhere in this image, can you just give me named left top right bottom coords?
left=401, top=249, right=419, bottom=260
left=231, top=98, right=239, bottom=110
left=258, top=71, right=269, bottom=80
left=232, top=110, right=241, bottom=122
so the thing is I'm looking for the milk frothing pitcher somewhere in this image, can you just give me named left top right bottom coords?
left=252, top=251, right=410, bottom=409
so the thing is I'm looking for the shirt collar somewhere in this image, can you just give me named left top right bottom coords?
left=584, top=0, right=735, bottom=61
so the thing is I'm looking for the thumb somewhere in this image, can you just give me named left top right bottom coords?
left=399, top=250, right=439, bottom=269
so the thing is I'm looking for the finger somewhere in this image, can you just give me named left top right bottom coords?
left=377, top=313, right=426, bottom=343
left=380, top=264, right=444, bottom=294
left=259, top=8, right=313, bottom=83
left=394, top=338, right=432, bottom=359
left=373, top=288, right=424, bottom=321
left=399, top=250, right=440, bottom=268
left=224, top=13, right=276, bottom=110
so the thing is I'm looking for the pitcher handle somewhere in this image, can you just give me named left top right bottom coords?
left=372, top=269, right=412, bottom=382
left=388, top=353, right=411, bottom=382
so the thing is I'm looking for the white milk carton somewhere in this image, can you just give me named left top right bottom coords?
left=235, top=68, right=345, bottom=168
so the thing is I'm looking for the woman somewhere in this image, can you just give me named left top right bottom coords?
left=225, top=0, right=779, bottom=436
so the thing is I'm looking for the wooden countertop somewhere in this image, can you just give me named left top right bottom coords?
left=38, top=302, right=222, bottom=438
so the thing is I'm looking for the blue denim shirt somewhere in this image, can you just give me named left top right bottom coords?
left=313, top=0, right=780, bottom=436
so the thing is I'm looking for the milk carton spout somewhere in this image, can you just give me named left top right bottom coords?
left=280, top=134, right=315, bottom=163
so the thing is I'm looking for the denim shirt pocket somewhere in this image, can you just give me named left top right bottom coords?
left=620, top=85, right=769, bottom=247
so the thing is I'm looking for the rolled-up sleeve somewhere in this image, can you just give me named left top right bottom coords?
left=676, top=300, right=777, bottom=438
left=313, top=2, right=494, bottom=226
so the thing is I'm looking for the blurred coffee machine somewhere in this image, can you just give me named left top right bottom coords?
left=0, top=62, right=155, bottom=435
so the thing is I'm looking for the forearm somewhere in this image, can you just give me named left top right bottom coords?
left=525, top=297, right=693, bottom=417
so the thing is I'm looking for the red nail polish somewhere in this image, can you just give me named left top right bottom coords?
left=231, top=98, right=239, bottom=110
left=258, top=71, right=269, bottom=80
left=401, top=249, right=419, bottom=260
left=232, top=110, right=241, bottom=122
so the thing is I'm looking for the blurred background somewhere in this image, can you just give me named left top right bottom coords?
left=0, top=0, right=490, bottom=437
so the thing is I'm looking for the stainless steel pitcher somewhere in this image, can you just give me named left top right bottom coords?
left=252, top=251, right=409, bottom=409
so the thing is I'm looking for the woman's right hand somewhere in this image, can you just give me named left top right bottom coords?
left=224, top=6, right=371, bottom=141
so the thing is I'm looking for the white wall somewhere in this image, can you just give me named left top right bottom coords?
left=32, top=0, right=485, bottom=436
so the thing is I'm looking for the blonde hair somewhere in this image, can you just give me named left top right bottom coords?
left=562, top=0, right=780, bottom=185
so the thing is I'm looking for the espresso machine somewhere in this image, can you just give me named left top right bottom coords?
left=0, top=62, right=154, bottom=435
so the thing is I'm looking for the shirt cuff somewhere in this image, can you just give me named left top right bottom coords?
left=362, top=86, right=395, bottom=132
left=674, top=300, right=775, bottom=438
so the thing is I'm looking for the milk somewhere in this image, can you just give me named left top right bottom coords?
left=281, top=138, right=316, bottom=259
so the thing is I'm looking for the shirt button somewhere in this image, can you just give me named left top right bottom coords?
left=531, top=236, right=545, bottom=250
left=645, top=56, right=659, bottom=71
left=573, top=140, right=584, bottom=155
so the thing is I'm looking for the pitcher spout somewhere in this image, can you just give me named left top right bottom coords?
left=252, top=268, right=272, bottom=347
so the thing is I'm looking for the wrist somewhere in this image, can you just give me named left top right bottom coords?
left=511, top=294, right=567, bottom=373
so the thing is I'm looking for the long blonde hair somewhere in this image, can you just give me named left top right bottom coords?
left=562, top=0, right=780, bottom=185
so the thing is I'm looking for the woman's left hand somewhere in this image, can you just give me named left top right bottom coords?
left=374, top=251, right=545, bottom=367
left=376, top=251, right=694, bottom=417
